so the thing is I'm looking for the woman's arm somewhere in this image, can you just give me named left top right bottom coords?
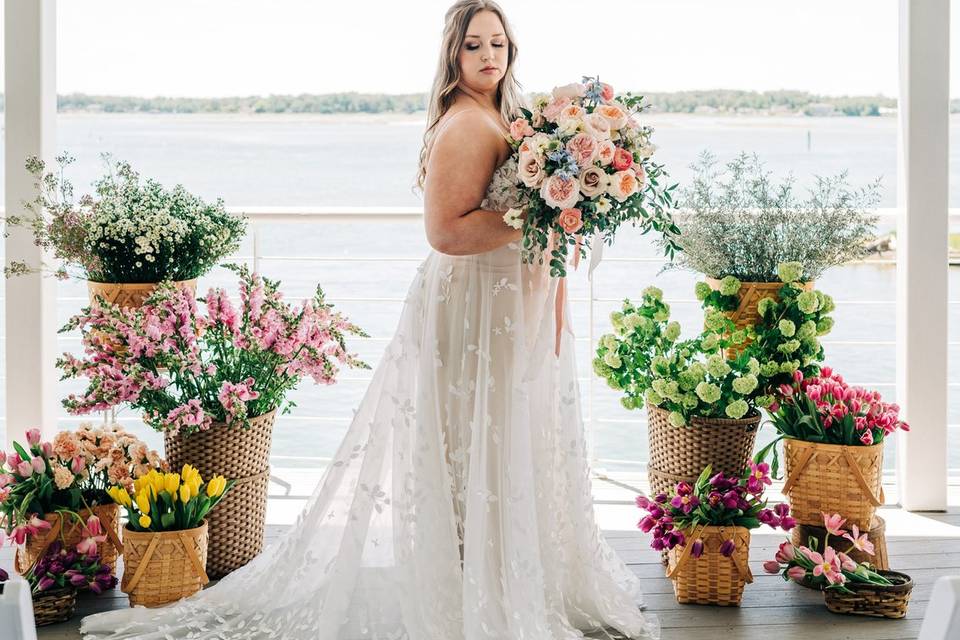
left=423, top=110, right=521, bottom=256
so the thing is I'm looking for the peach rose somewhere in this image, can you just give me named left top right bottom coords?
left=579, top=166, right=608, bottom=198
left=553, top=82, right=587, bottom=100
left=607, top=169, right=640, bottom=202
left=557, top=208, right=584, bottom=234
left=543, top=97, right=571, bottom=123
left=582, top=113, right=611, bottom=141
left=600, top=82, right=615, bottom=102
left=565, top=132, right=598, bottom=167
left=518, top=151, right=546, bottom=188
left=596, top=140, right=616, bottom=166
left=595, top=103, right=629, bottom=130
left=612, top=147, right=634, bottom=171
left=540, top=174, right=580, bottom=209
left=509, top=118, right=534, bottom=141
left=560, top=104, right=585, bottom=120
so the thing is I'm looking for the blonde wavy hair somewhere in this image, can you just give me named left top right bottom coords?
left=415, top=0, right=524, bottom=192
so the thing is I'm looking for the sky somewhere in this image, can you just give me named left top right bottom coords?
left=5, top=0, right=959, bottom=98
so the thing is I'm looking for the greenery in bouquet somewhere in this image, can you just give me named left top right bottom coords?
left=636, top=464, right=795, bottom=554
left=58, top=264, right=370, bottom=435
left=660, top=150, right=880, bottom=282
left=0, top=425, right=165, bottom=542
left=5, top=153, right=246, bottom=283
left=503, top=75, right=681, bottom=277
left=697, top=262, right=836, bottom=392
left=107, top=465, right=231, bottom=532
left=593, top=286, right=775, bottom=425
left=764, top=512, right=893, bottom=593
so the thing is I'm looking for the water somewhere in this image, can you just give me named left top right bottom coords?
left=0, top=112, right=957, bottom=473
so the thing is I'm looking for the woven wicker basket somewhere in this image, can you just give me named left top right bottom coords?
left=163, top=410, right=275, bottom=579
left=647, top=403, right=760, bottom=497
left=121, top=522, right=209, bottom=607
left=823, top=570, right=913, bottom=618
left=782, top=438, right=884, bottom=530
left=666, top=524, right=753, bottom=606
left=705, top=278, right=814, bottom=357
left=791, top=515, right=889, bottom=584
left=88, top=279, right=197, bottom=310
left=32, top=586, right=77, bottom=627
left=15, top=503, right=122, bottom=577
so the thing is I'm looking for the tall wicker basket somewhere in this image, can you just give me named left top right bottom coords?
left=88, top=279, right=197, bottom=309
left=666, top=525, right=753, bottom=606
left=163, top=410, right=275, bottom=579
left=15, top=503, right=122, bottom=577
left=647, top=403, right=760, bottom=497
left=782, top=438, right=884, bottom=530
left=121, top=522, right=209, bottom=607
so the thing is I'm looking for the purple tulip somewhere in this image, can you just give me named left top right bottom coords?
left=780, top=516, right=797, bottom=531
left=719, top=539, right=736, bottom=557
left=650, top=536, right=666, bottom=551
left=638, top=516, right=657, bottom=533
left=653, top=493, right=668, bottom=504
left=69, top=572, right=87, bottom=587
left=774, top=503, right=791, bottom=518
left=88, top=579, right=103, bottom=594
left=62, top=551, right=77, bottom=565
left=47, top=560, right=64, bottom=575
left=648, top=505, right=664, bottom=519
left=635, top=495, right=651, bottom=510
left=666, top=530, right=685, bottom=549
left=0, top=568, right=8, bottom=582
left=37, top=576, right=55, bottom=591
left=48, top=540, right=62, bottom=556
left=690, top=539, right=704, bottom=559
left=722, top=491, right=740, bottom=509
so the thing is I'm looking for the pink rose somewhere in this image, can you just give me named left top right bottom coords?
left=559, top=104, right=585, bottom=121
left=600, top=82, right=615, bottom=102
left=578, top=166, right=608, bottom=198
left=582, top=113, right=611, bottom=141
left=557, top=208, right=583, bottom=234
left=596, top=140, right=616, bottom=166
left=565, top=133, right=598, bottom=167
left=552, top=82, right=586, bottom=101
left=518, top=151, right=545, bottom=188
left=509, top=117, right=534, bottom=141
left=612, top=148, right=633, bottom=171
left=540, top=174, right=580, bottom=209
left=607, top=169, right=640, bottom=202
left=543, top=97, right=570, bottom=123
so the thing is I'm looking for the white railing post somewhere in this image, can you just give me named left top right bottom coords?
left=4, top=0, right=60, bottom=447
left=896, top=0, right=949, bottom=511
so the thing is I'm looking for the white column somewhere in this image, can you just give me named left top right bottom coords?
left=4, top=0, right=59, bottom=447
left=896, top=0, right=949, bottom=511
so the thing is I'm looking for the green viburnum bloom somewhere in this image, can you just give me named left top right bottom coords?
left=651, top=355, right=671, bottom=376
left=620, top=396, right=638, bottom=410
left=777, top=261, right=804, bottom=283
left=779, top=360, right=800, bottom=374
left=816, top=317, right=834, bottom=335
left=681, top=393, right=699, bottom=410
left=677, top=368, right=701, bottom=391
left=730, top=329, right=747, bottom=346
left=695, top=381, right=722, bottom=404
left=760, top=361, right=780, bottom=377
left=821, top=294, right=836, bottom=314
left=644, top=388, right=663, bottom=407
left=592, top=358, right=612, bottom=378
left=694, top=281, right=712, bottom=301
left=797, top=320, right=817, bottom=339
left=607, top=377, right=623, bottom=390
left=653, top=305, right=670, bottom=322
left=719, top=275, right=742, bottom=296
left=778, top=339, right=801, bottom=354
left=664, top=322, right=681, bottom=341
left=704, top=310, right=726, bottom=332
left=623, top=314, right=641, bottom=331
left=756, top=297, right=776, bottom=317
left=801, top=337, right=820, bottom=353
left=700, top=333, right=720, bottom=352
left=652, top=378, right=669, bottom=397
left=732, top=374, right=758, bottom=395
left=725, top=399, right=749, bottom=419
left=661, top=380, right=681, bottom=401
left=601, top=334, right=618, bottom=350
left=796, top=290, right=821, bottom=314
left=706, top=354, right=731, bottom=379
left=668, top=411, right=687, bottom=427
left=688, top=362, right=707, bottom=379
left=610, top=311, right=625, bottom=326
left=603, top=351, right=622, bottom=368
left=747, top=357, right=760, bottom=376
left=755, top=394, right=775, bottom=409
left=778, top=319, right=796, bottom=337
left=637, top=316, right=654, bottom=334
left=643, top=286, right=663, bottom=301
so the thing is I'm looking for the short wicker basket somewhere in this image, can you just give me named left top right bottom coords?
left=32, top=586, right=77, bottom=627
left=823, top=570, right=912, bottom=619
left=163, top=410, right=275, bottom=579
left=15, top=504, right=122, bottom=577
left=647, top=403, right=759, bottom=498
left=783, top=438, right=884, bottom=530
left=666, top=524, right=753, bottom=606
left=121, top=522, right=209, bottom=607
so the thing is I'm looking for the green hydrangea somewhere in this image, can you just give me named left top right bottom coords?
left=706, top=354, right=731, bottom=379
left=704, top=310, right=727, bottom=332
left=620, top=396, right=638, bottom=410
left=821, top=293, right=836, bottom=314
left=759, top=361, right=780, bottom=377
left=668, top=411, right=687, bottom=427
left=688, top=362, right=707, bottom=379
left=644, top=388, right=663, bottom=407
left=796, top=290, right=821, bottom=314
left=695, top=381, right=722, bottom=404
left=779, top=360, right=800, bottom=374
left=731, top=329, right=747, bottom=346
left=756, top=297, right=776, bottom=317
left=725, top=399, right=749, bottom=419
left=637, top=316, right=654, bottom=335
left=643, top=286, right=663, bottom=301
left=701, top=333, right=720, bottom=352
left=610, top=310, right=625, bottom=327
left=719, top=275, right=742, bottom=296
left=601, top=334, right=618, bottom=350
left=681, top=393, right=699, bottom=410
left=592, top=358, right=612, bottom=378
left=603, top=351, right=622, bottom=368
left=623, top=313, right=642, bottom=332
left=661, top=380, right=681, bottom=401
left=747, top=357, right=760, bottom=376
left=677, top=368, right=701, bottom=391
left=778, top=319, right=796, bottom=337
left=732, top=374, right=758, bottom=395
left=651, top=355, right=671, bottom=376
left=777, top=261, right=804, bottom=283
left=664, top=321, right=681, bottom=341
left=652, top=378, right=669, bottom=397
left=797, top=320, right=817, bottom=339
left=778, top=339, right=800, bottom=354
left=694, top=281, right=712, bottom=301
left=816, top=317, right=834, bottom=335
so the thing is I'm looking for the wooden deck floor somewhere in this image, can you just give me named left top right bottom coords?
left=6, top=479, right=957, bottom=640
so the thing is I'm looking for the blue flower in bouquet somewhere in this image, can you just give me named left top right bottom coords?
left=547, top=148, right=580, bottom=181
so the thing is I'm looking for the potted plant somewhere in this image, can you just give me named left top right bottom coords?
left=768, top=367, right=908, bottom=531
left=764, top=512, right=912, bottom=619
left=636, top=464, right=795, bottom=606
left=57, top=264, right=370, bottom=578
left=0, top=424, right=165, bottom=576
left=107, top=466, right=231, bottom=607
left=661, top=151, right=879, bottom=331
left=5, top=153, right=246, bottom=309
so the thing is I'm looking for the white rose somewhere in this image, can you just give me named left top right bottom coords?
left=552, top=82, right=587, bottom=100
left=556, top=117, right=582, bottom=137
left=518, top=151, right=545, bottom=188
left=596, top=140, right=616, bottom=166
left=579, top=166, right=609, bottom=198
left=582, top=113, right=611, bottom=141
left=519, top=132, right=552, bottom=156
left=638, top=143, right=657, bottom=159
left=607, top=169, right=640, bottom=202
left=540, top=174, right=581, bottom=210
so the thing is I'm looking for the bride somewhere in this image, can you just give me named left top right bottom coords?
left=81, top=1, right=658, bottom=638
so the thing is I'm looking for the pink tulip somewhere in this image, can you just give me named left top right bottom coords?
left=10, top=526, right=27, bottom=545
left=0, top=451, right=5, bottom=466
left=30, top=456, right=45, bottom=474
left=28, top=515, right=51, bottom=532
left=842, top=525, right=875, bottom=555
left=763, top=560, right=781, bottom=574
left=837, top=551, right=858, bottom=572
left=775, top=541, right=794, bottom=564
left=25, top=428, right=41, bottom=446
left=859, top=430, right=874, bottom=446
left=84, top=515, right=104, bottom=537
left=16, top=461, right=32, bottom=477
left=822, top=513, right=846, bottom=536
left=786, top=566, right=808, bottom=581
left=71, top=456, right=84, bottom=474
left=40, top=442, right=53, bottom=458
left=0, top=474, right=12, bottom=488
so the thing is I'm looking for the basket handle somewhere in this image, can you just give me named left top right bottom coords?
left=781, top=446, right=815, bottom=496
left=728, top=531, right=754, bottom=584
left=841, top=448, right=885, bottom=507
left=123, top=534, right=160, bottom=594
left=179, top=531, right=210, bottom=586
left=665, top=524, right=706, bottom=579
left=103, top=523, right=123, bottom=557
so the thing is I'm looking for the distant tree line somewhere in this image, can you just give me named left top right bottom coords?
left=0, top=91, right=958, bottom=116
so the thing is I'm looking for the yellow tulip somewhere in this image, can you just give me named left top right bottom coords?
left=179, top=483, right=191, bottom=504
left=206, top=475, right=225, bottom=498
left=151, top=473, right=165, bottom=496
left=139, top=514, right=151, bottom=528
left=136, top=491, right=151, bottom=515
left=163, top=472, right=180, bottom=495
left=189, top=477, right=202, bottom=499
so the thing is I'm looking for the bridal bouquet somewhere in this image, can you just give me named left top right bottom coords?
left=503, top=75, right=680, bottom=277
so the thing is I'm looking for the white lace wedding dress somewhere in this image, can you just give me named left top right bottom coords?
left=80, top=159, right=658, bottom=640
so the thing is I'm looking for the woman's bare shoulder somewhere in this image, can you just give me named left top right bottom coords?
left=433, top=107, right=510, bottom=164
